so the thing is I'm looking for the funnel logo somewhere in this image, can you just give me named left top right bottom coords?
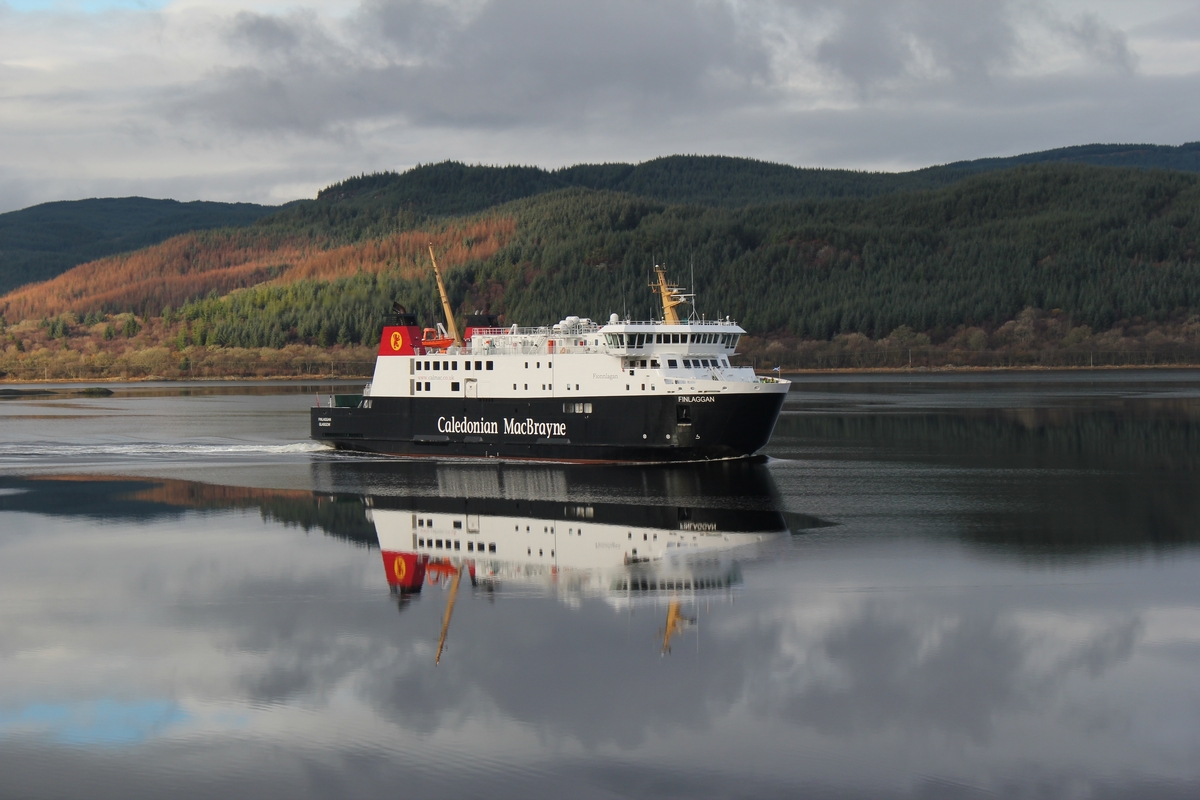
left=378, top=325, right=415, bottom=356
left=392, top=555, right=407, bottom=582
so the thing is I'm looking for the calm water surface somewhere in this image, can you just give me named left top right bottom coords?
left=1, top=373, right=1198, bottom=799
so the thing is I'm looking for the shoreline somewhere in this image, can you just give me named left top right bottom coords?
left=4, top=362, right=1200, bottom=386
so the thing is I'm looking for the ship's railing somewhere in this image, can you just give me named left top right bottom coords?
left=606, top=319, right=739, bottom=328
left=468, top=324, right=603, bottom=338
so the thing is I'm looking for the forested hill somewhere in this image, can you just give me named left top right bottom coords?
left=293, top=142, right=1200, bottom=222
left=0, top=197, right=278, bottom=295
left=6, top=164, right=1199, bottom=357
left=4, top=142, right=1197, bottom=297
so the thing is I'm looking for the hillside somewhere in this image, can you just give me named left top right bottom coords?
left=4, top=161, right=1200, bottom=380
left=4, top=142, right=1197, bottom=299
left=0, top=197, right=278, bottom=295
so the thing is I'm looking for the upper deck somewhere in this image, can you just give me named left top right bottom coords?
left=449, top=315, right=743, bottom=359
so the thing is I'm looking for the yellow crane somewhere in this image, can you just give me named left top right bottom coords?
left=428, top=244, right=463, bottom=348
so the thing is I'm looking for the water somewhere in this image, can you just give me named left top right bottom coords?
left=1, top=373, right=1198, bottom=799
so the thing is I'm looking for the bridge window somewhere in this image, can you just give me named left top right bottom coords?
left=668, top=359, right=677, bottom=368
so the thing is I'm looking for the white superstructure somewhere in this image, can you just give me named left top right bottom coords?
left=368, top=312, right=786, bottom=400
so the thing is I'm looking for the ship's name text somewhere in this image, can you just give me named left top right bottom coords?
left=678, top=396, right=716, bottom=403
left=435, top=415, right=567, bottom=437
left=504, top=417, right=567, bottom=437
left=437, top=416, right=499, bottom=435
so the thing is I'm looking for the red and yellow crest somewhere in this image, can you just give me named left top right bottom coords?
left=378, top=325, right=418, bottom=356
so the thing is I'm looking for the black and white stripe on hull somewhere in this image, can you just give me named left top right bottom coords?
left=312, top=390, right=786, bottom=463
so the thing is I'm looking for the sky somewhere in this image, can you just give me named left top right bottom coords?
left=0, top=0, right=1198, bottom=212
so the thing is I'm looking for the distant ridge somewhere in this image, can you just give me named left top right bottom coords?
left=0, top=197, right=277, bottom=295
left=302, top=142, right=1200, bottom=218
left=938, top=142, right=1200, bottom=174
left=3, top=141, right=1198, bottom=298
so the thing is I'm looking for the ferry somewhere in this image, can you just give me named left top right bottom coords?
left=311, top=253, right=789, bottom=462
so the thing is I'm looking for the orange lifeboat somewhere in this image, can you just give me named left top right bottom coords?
left=422, top=327, right=455, bottom=351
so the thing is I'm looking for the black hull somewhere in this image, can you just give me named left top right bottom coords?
left=312, top=392, right=786, bottom=463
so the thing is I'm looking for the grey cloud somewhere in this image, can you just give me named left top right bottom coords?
left=814, top=0, right=1018, bottom=92
left=767, top=602, right=1142, bottom=743
left=1057, top=11, right=1137, bottom=72
left=178, top=0, right=774, bottom=135
left=1, top=0, right=1195, bottom=212
left=1130, top=7, right=1200, bottom=42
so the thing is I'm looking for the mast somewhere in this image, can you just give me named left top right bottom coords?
left=660, top=598, right=694, bottom=655
left=435, top=565, right=462, bottom=665
left=649, top=265, right=692, bottom=325
left=428, top=244, right=463, bottom=347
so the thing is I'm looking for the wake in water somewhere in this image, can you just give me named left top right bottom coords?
left=0, top=441, right=335, bottom=459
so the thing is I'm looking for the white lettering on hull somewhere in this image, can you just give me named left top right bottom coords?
left=678, top=396, right=716, bottom=403
left=437, top=416, right=500, bottom=434
left=435, top=415, right=567, bottom=437
left=503, top=417, right=568, bottom=437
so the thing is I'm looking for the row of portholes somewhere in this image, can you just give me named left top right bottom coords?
left=417, top=537, right=496, bottom=553
left=415, top=360, right=494, bottom=371
left=617, top=577, right=731, bottom=591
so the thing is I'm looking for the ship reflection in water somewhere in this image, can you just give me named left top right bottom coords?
left=0, top=460, right=817, bottom=665
left=362, top=463, right=800, bottom=660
